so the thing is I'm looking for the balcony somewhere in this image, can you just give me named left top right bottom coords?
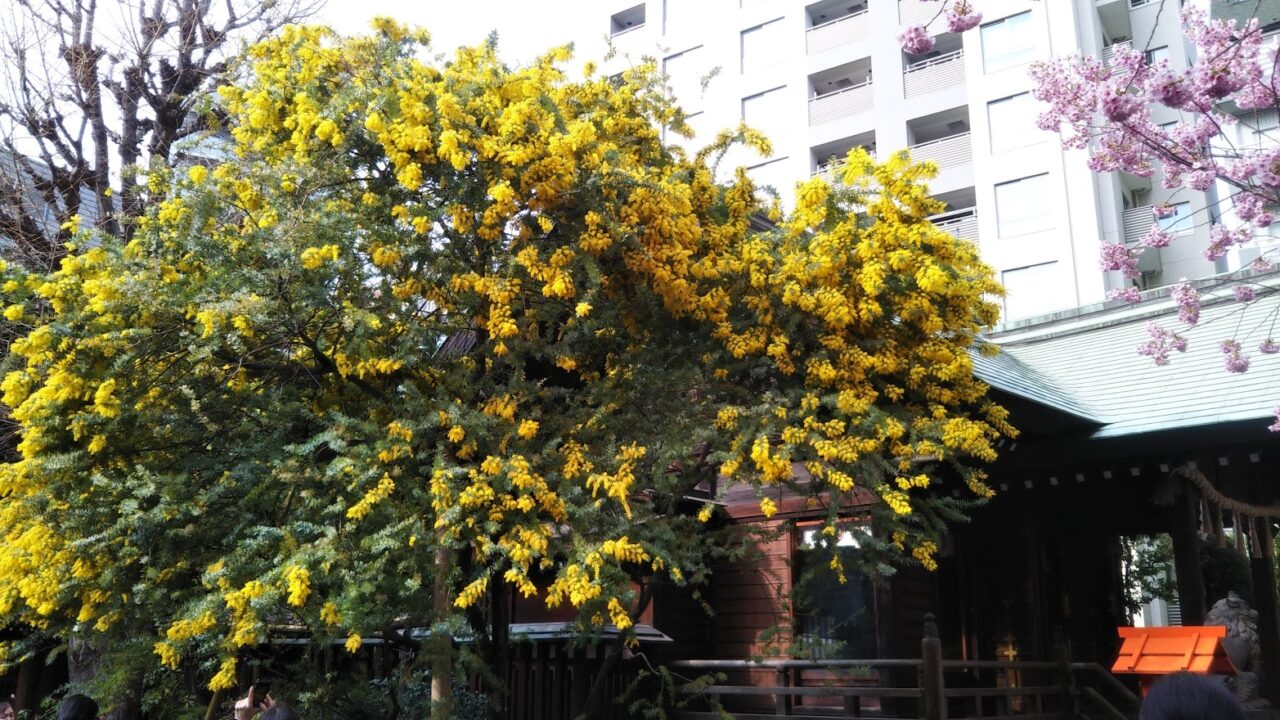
left=903, top=49, right=965, bottom=98
left=806, top=10, right=871, bottom=54
left=812, top=162, right=846, bottom=185
left=909, top=132, right=972, bottom=170
left=808, top=81, right=874, bottom=125
left=811, top=155, right=877, bottom=185
left=1123, top=206, right=1153, bottom=243
left=898, top=0, right=938, bottom=25
left=931, top=208, right=978, bottom=241
left=609, top=4, right=646, bottom=37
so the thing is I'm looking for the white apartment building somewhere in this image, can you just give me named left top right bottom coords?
left=574, top=0, right=1233, bottom=322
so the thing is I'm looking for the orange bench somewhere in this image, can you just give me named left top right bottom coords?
left=1111, top=626, right=1238, bottom=696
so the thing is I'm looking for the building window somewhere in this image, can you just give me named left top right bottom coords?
left=741, top=18, right=786, bottom=73
left=987, top=93, right=1041, bottom=153
left=794, top=526, right=877, bottom=659
left=981, top=12, right=1034, bottom=72
left=663, top=46, right=705, bottom=112
left=610, top=4, right=646, bottom=36
left=746, top=157, right=792, bottom=195
left=665, top=111, right=709, bottom=149
left=742, top=86, right=789, bottom=153
left=1002, top=262, right=1061, bottom=320
left=1144, top=46, right=1170, bottom=66
left=1157, top=201, right=1194, bottom=235
left=995, top=174, right=1052, bottom=237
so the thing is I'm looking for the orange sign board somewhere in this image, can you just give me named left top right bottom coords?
left=1111, top=626, right=1237, bottom=677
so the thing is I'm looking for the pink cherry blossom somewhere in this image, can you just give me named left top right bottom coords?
left=1146, top=67, right=1192, bottom=109
left=1100, top=85, right=1142, bottom=122
left=1221, top=341, right=1251, bottom=373
left=945, top=1, right=982, bottom=33
left=899, top=25, right=934, bottom=55
left=926, top=2, right=1280, bottom=410
left=1108, top=287, right=1142, bottom=303
left=1142, top=224, right=1172, bottom=248
left=1270, top=407, right=1280, bottom=433
left=1138, top=321, right=1188, bottom=366
left=1171, top=281, right=1200, bottom=325
left=1099, top=242, right=1139, bottom=278
left=1204, top=224, right=1247, bottom=261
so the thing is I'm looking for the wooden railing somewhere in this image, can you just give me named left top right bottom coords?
left=904, top=50, right=965, bottom=98
left=806, top=10, right=871, bottom=54
left=808, top=81, right=874, bottom=125
left=666, top=614, right=1138, bottom=720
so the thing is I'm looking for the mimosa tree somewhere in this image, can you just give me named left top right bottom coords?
left=0, top=21, right=1011, bottom=719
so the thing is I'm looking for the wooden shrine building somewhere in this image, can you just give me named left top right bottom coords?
left=640, top=278, right=1280, bottom=718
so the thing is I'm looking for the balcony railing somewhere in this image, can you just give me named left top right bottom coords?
left=806, top=10, right=871, bottom=54
left=931, top=209, right=978, bottom=240
left=899, top=0, right=939, bottom=25
left=908, top=132, right=972, bottom=170
left=808, top=80, right=874, bottom=125
left=608, top=24, right=645, bottom=39
left=811, top=153, right=877, bottom=184
left=903, top=50, right=965, bottom=98
left=1123, top=206, right=1153, bottom=243
left=1101, top=40, right=1130, bottom=67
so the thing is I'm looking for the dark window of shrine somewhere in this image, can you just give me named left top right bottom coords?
left=793, top=526, right=878, bottom=659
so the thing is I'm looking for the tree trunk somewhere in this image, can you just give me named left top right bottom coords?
left=430, top=543, right=454, bottom=720
left=576, top=583, right=656, bottom=720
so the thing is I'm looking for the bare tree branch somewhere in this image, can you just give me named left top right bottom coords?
left=0, top=0, right=322, bottom=272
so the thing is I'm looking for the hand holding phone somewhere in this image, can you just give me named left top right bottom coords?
left=234, top=684, right=275, bottom=720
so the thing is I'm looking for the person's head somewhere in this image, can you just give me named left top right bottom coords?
left=0, top=700, right=15, bottom=720
left=1139, top=673, right=1245, bottom=720
left=260, top=705, right=301, bottom=720
left=56, top=694, right=99, bottom=720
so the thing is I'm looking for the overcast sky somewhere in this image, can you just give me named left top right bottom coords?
left=316, top=0, right=601, bottom=65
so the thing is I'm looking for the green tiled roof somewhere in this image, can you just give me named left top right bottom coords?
left=976, top=279, right=1280, bottom=438
left=1212, top=0, right=1280, bottom=28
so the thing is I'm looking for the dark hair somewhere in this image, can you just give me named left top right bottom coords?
left=260, top=705, right=301, bottom=720
left=1139, top=673, right=1245, bottom=720
left=57, top=694, right=100, bottom=720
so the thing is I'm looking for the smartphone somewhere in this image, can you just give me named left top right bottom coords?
left=251, top=682, right=273, bottom=707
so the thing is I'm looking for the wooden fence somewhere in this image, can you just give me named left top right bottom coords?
left=663, top=615, right=1139, bottom=720
left=502, top=640, right=645, bottom=720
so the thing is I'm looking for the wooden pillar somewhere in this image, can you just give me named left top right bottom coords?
left=921, top=613, right=947, bottom=720
left=1170, top=478, right=1207, bottom=625
left=1248, top=518, right=1280, bottom=702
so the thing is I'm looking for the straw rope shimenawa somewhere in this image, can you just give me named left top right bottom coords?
left=1175, top=463, right=1275, bottom=556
